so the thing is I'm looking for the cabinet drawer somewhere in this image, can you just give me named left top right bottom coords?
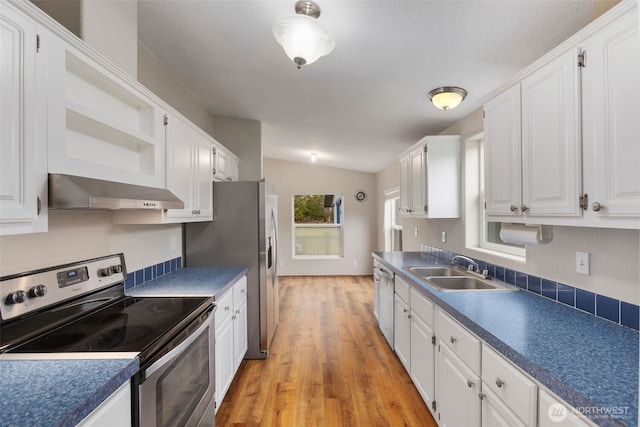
left=410, top=287, right=433, bottom=326
left=395, top=276, right=411, bottom=302
left=436, top=310, right=481, bottom=375
left=482, top=345, right=537, bottom=426
left=538, top=389, right=594, bottom=427
left=233, top=276, right=247, bottom=305
left=215, top=289, right=233, bottom=327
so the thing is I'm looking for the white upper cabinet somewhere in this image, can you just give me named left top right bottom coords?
left=485, top=49, right=581, bottom=219
left=484, top=0, right=639, bottom=228
left=0, top=3, right=47, bottom=235
left=483, top=84, right=522, bottom=217
left=582, top=10, right=640, bottom=222
left=45, top=37, right=166, bottom=188
left=521, top=49, right=582, bottom=217
left=113, top=113, right=214, bottom=223
left=399, top=135, right=460, bottom=218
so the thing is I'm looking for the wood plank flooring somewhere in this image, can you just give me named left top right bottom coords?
left=215, top=275, right=438, bottom=427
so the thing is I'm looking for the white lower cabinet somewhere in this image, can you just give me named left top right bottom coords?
left=482, top=344, right=537, bottom=426
left=539, top=389, right=595, bottom=427
left=481, top=385, right=526, bottom=427
left=77, top=381, right=131, bottom=427
left=436, top=341, right=481, bottom=427
left=214, top=276, right=248, bottom=411
left=410, top=306, right=435, bottom=413
left=394, top=293, right=411, bottom=371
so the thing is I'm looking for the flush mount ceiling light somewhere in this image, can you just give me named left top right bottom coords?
left=272, top=0, right=336, bottom=69
left=428, top=87, right=468, bottom=110
left=310, top=152, right=318, bottom=162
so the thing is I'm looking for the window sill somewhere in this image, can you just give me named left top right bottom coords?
left=465, top=246, right=526, bottom=265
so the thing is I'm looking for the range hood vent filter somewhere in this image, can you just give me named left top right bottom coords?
left=48, top=174, right=184, bottom=210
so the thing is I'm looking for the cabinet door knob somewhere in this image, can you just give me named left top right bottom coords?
left=467, top=379, right=474, bottom=388
left=450, top=336, right=457, bottom=344
left=225, top=305, right=230, bottom=311
left=403, top=308, right=408, bottom=313
left=592, top=202, right=602, bottom=212
left=495, top=377, right=504, bottom=388
left=520, top=204, right=528, bottom=213
left=478, top=392, right=485, bottom=400
left=510, top=204, right=518, bottom=212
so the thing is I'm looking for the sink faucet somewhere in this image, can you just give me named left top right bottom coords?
left=451, top=255, right=480, bottom=273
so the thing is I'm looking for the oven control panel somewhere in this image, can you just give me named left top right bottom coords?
left=0, top=254, right=126, bottom=321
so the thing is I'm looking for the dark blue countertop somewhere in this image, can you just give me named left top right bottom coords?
left=374, top=251, right=639, bottom=427
left=125, top=266, right=248, bottom=299
left=0, top=356, right=138, bottom=427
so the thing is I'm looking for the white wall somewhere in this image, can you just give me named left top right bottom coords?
left=383, top=107, right=639, bottom=306
left=264, top=158, right=377, bottom=276
left=0, top=211, right=182, bottom=275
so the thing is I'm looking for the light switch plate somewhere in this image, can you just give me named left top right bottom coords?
left=576, top=252, right=590, bottom=275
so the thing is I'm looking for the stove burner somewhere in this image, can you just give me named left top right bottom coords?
left=86, top=325, right=155, bottom=350
left=84, top=312, right=125, bottom=325
left=31, top=332, right=87, bottom=351
left=146, top=299, right=183, bottom=314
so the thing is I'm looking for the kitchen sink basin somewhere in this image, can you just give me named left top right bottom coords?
left=404, top=266, right=467, bottom=277
left=425, top=276, right=518, bottom=292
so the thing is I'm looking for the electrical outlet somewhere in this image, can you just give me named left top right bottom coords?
left=171, top=236, right=177, bottom=251
left=414, top=227, right=418, bottom=237
left=576, top=252, right=590, bottom=275
left=353, top=260, right=358, bottom=268
left=441, top=231, right=447, bottom=243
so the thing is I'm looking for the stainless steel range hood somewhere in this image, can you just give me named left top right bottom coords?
left=49, top=174, right=184, bottom=210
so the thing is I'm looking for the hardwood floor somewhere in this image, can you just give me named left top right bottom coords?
left=216, top=275, right=438, bottom=427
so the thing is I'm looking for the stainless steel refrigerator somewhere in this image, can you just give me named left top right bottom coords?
left=184, top=180, right=279, bottom=359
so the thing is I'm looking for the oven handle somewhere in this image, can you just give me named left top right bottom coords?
left=143, top=305, right=214, bottom=379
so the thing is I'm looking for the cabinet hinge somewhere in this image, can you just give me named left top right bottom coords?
left=37, top=197, right=41, bottom=215
left=36, top=34, right=40, bottom=52
left=424, top=145, right=427, bottom=153
left=484, top=201, right=486, bottom=210
left=483, top=110, right=486, bottom=118
left=579, top=193, right=589, bottom=211
left=163, top=115, right=168, bottom=126
left=578, top=50, right=586, bottom=68
left=424, top=205, right=428, bottom=213
left=431, top=335, right=436, bottom=345
left=432, top=400, right=437, bottom=411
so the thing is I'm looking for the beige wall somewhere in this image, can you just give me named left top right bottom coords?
left=137, top=42, right=216, bottom=136
left=264, top=158, right=377, bottom=276
left=213, top=116, right=262, bottom=181
left=382, top=108, right=639, bottom=305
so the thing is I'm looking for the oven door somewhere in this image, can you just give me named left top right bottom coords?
left=137, top=305, right=215, bottom=427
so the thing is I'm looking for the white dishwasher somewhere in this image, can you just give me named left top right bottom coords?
left=377, top=264, right=395, bottom=348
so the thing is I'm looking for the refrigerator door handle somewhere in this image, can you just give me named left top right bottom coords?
left=267, top=237, right=273, bottom=269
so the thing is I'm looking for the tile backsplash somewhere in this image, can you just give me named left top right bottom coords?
left=420, top=244, right=639, bottom=331
left=124, top=257, right=182, bottom=290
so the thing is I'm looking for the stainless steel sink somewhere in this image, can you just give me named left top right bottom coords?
left=405, top=266, right=467, bottom=277
left=426, top=276, right=518, bottom=292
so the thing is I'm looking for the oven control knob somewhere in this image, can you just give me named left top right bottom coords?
left=99, top=267, right=114, bottom=277
left=28, top=285, right=48, bottom=298
left=5, top=290, right=26, bottom=305
left=111, top=265, right=123, bottom=274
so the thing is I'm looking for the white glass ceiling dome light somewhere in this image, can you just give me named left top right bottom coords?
left=273, top=0, right=336, bottom=69
left=428, top=87, right=468, bottom=110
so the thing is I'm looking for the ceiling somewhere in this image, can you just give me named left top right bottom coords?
left=137, top=0, right=610, bottom=173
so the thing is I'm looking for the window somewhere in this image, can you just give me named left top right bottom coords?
left=384, top=188, right=402, bottom=251
left=293, top=194, right=343, bottom=257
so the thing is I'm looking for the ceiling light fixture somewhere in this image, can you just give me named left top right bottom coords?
left=272, top=0, right=336, bottom=69
left=428, top=87, right=468, bottom=110
left=310, top=152, right=318, bottom=162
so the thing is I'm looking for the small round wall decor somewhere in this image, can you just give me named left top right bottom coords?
left=354, top=191, right=367, bottom=202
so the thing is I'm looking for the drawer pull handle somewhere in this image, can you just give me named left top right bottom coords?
left=236, top=309, right=240, bottom=315
left=495, top=377, right=504, bottom=388
left=225, top=305, right=231, bottom=311
left=450, top=336, right=457, bottom=344
left=403, top=308, right=409, bottom=313
left=466, top=379, right=474, bottom=388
